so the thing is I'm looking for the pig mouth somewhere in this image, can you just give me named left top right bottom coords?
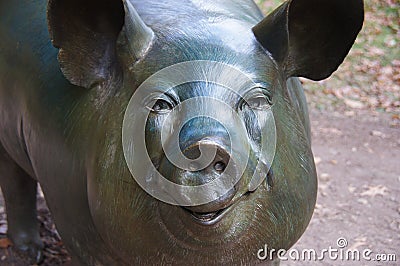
left=181, top=192, right=250, bottom=225
left=182, top=206, right=231, bottom=225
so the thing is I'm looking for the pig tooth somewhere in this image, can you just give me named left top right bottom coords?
left=193, top=211, right=218, bottom=221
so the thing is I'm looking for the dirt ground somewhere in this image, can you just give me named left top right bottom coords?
left=0, top=109, right=398, bottom=265
left=286, top=109, right=399, bottom=266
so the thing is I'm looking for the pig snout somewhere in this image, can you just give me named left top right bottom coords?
left=157, top=117, right=244, bottom=215
left=181, top=140, right=237, bottom=213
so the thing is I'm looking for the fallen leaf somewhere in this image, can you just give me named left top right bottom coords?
left=370, top=130, right=385, bottom=138
left=319, top=127, right=343, bottom=135
left=0, top=238, right=12, bottom=249
left=344, top=98, right=365, bottom=109
left=360, top=185, right=389, bottom=197
left=320, top=173, right=331, bottom=181
left=330, top=160, right=338, bottom=165
left=348, top=185, right=356, bottom=193
left=348, top=236, right=368, bottom=250
left=357, top=198, right=369, bottom=205
left=363, top=143, right=374, bottom=153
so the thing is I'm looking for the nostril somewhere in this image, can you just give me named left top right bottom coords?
left=214, top=161, right=226, bottom=173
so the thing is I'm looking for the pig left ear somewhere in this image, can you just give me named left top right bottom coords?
left=252, top=0, right=364, bottom=81
left=47, top=0, right=125, bottom=89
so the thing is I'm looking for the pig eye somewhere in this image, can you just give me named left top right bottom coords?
left=150, top=98, right=173, bottom=113
left=245, top=96, right=271, bottom=110
left=241, top=92, right=272, bottom=111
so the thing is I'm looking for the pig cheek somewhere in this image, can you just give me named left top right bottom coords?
left=259, top=101, right=317, bottom=250
left=261, top=146, right=317, bottom=250
left=86, top=142, right=167, bottom=261
left=144, top=115, right=164, bottom=165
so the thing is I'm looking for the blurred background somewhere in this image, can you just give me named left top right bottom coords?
left=256, top=0, right=399, bottom=115
left=255, top=0, right=399, bottom=265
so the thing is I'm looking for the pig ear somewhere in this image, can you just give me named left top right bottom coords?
left=252, top=0, right=364, bottom=81
left=47, top=0, right=125, bottom=88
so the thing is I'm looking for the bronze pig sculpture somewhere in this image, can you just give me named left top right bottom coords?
left=0, top=0, right=363, bottom=265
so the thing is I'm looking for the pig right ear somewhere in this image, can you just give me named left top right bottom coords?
left=252, top=0, right=364, bottom=81
left=47, top=0, right=154, bottom=89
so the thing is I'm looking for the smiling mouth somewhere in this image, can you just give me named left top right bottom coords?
left=182, top=206, right=232, bottom=225
left=181, top=191, right=254, bottom=225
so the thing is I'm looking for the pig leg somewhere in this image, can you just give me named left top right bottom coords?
left=0, top=145, right=43, bottom=263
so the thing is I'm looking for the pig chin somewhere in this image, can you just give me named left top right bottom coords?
left=152, top=151, right=316, bottom=255
left=156, top=188, right=261, bottom=247
left=155, top=179, right=313, bottom=263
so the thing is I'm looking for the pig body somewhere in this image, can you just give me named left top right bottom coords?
left=0, top=0, right=363, bottom=265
